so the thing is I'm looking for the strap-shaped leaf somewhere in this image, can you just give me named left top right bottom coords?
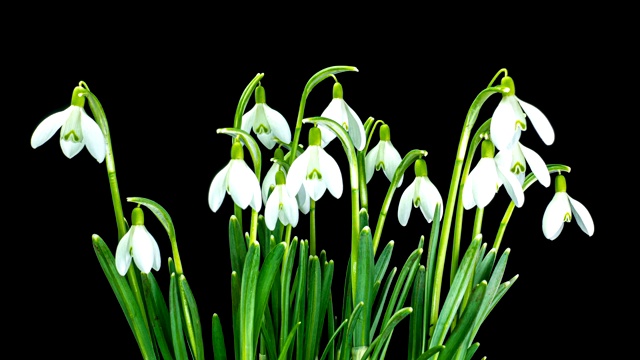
left=277, top=321, right=301, bottom=360
left=228, top=215, right=247, bottom=278
left=319, top=319, right=348, bottom=360
left=141, top=273, right=174, bottom=360
left=179, top=275, right=204, bottom=360
left=169, top=273, right=188, bottom=360
left=293, top=240, right=309, bottom=360
left=252, top=242, right=286, bottom=346
left=381, top=247, right=423, bottom=329
left=240, top=242, right=261, bottom=360
left=354, top=226, right=374, bottom=347
left=338, top=302, right=364, bottom=360
left=304, top=256, right=322, bottom=360
left=362, top=307, right=413, bottom=360
left=92, top=235, right=157, bottom=360
left=279, top=237, right=298, bottom=353
left=370, top=267, right=397, bottom=341
left=409, top=266, right=426, bottom=360
left=212, top=314, right=227, bottom=360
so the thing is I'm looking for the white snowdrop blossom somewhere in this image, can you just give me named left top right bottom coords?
left=494, top=134, right=551, bottom=187
left=542, top=174, right=594, bottom=240
left=265, top=170, right=299, bottom=230
left=263, top=148, right=310, bottom=214
left=209, top=141, right=262, bottom=212
left=30, top=86, right=106, bottom=162
left=318, top=82, right=366, bottom=151
left=463, top=139, right=524, bottom=209
left=115, top=207, right=161, bottom=276
left=286, top=127, right=343, bottom=201
left=490, top=75, right=555, bottom=151
left=241, top=85, right=291, bottom=150
left=397, top=159, right=443, bottom=226
left=366, top=124, right=403, bottom=186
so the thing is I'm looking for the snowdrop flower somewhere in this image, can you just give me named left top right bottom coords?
left=542, top=174, right=594, bottom=240
left=318, top=81, right=366, bottom=151
left=263, top=148, right=310, bottom=214
left=265, top=170, right=299, bottom=230
left=31, top=86, right=106, bottom=162
left=115, top=207, right=161, bottom=276
left=241, top=85, right=291, bottom=149
left=286, top=127, right=343, bottom=201
left=463, top=139, right=524, bottom=209
left=490, top=75, right=554, bottom=151
left=494, top=133, right=551, bottom=187
left=397, top=159, right=443, bottom=226
left=209, top=141, right=262, bottom=212
left=366, top=124, right=403, bottom=186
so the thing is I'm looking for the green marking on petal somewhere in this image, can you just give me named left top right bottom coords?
left=255, top=124, right=270, bottom=134
left=63, top=130, right=81, bottom=142
left=564, top=212, right=572, bottom=222
left=375, top=161, right=385, bottom=171
left=413, top=197, right=421, bottom=207
left=307, top=169, right=322, bottom=180
left=515, top=119, right=527, bottom=130
left=511, top=162, right=525, bottom=174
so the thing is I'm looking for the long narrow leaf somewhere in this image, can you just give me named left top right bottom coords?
left=170, top=273, right=188, bottom=360
left=408, top=266, right=426, bottom=360
left=304, top=256, right=322, bottom=360
left=212, top=314, right=227, bottom=360
left=253, top=242, right=286, bottom=346
left=180, top=275, right=204, bottom=360
left=362, top=307, right=413, bottom=360
left=141, top=274, right=174, bottom=360
left=240, top=242, right=261, bottom=360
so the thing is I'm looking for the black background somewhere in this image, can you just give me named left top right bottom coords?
left=8, top=15, right=621, bottom=360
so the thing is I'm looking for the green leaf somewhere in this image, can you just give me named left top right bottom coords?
left=212, top=314, right=227, bottom=360
left=279, top=237, right=298, bottom=353
left=319, top=320, right=348, bottom=360
left=293, top=240, right=309, bottom=360
left=370, top=267, right=397, bottom=341
left=409, top=266, right=426, bottom=360
left=304, top=256, right=322, bottom=360
left=141, top=273, right=174, bottom=360
left=169, top=273, right=188, bottom=360
left=240, top=242, right=261, bottom=360
left=373, top=241, right=394, bottom=298
left=415, top=345, right=446, bottom=360
left=92, top=235, right=157, bottom=360
left=179, top=275, right=204, bottom=360
left=473, top=248, right=496, bottom=287
left=231, top=272, right=241, bottom=360
left=362, top=307, right=413, bottom=360
left=354, top=226, right=374, bottom=347
left=381, top=247, right=423, bottom=330
left=277, top=322, right=301, bottom=360
left=339, top=302, right=364, bottom=360
left=438, top=281, right=487, bottom=360
left=253, top=242, right=286, bottom=346
left=228, top=215, right=247, bottom=277
left=429, top=236, right=481, bottom=350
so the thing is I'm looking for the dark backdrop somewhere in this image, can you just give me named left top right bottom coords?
left=9, top=21, right=616, bottom=360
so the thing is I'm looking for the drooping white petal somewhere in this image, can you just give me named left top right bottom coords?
left=131, top=226, right=155, bottom=273
left=283, top=191, right=299, bottom=227
left=568, top=195, right=594, bottom=237
left=318, top=99, right=343, bottom=147
left=262, top=163, right=280, bottom=205
left=470, top=158, right=499, bottom=209
left=517, top=96, right=554, bottom=145
left=241, top=105, right=257, bottom=134
left=304, top=146, right=327, bottom=200
left=264, top=189, right=281, bottom=230
left=462, top=171, right=477, bottom=210
left=286, top=149, right=311, bottom=197
left=60, top=139, right=84, bottom=159
left=519, top=143, right=550, bottom=187
left=296, top=187, right=310, bottom=214
left=228, top=160, right=261, bottom=211
left=318, top=147, right=343, bottom=199
left=542, top=192, right=571, bottom=240
left=304, top=178, right=327, bottom=201
left=397, top=180, right=416, bottom=226
left=496, top=165, right=525, bottom=207
left=365, top=143, right=381, bottom=183
left=263, top=104, right=291, bottom=146
left=491, top=97, right=519, bottom=151
left=208, top=163, right=231, bottom=212
left=31, top=107, right=71, bottom=149
left=151, top=234, right=162, bottom=271
left=417, top=177, right=443, bottom=222
left=343, top=101, right=366, bottom=151
left=115, top=230, right=133, bottom=276
left=80, top=108, right=106, bottom=163
left=382, top=141, right=403, bottom=186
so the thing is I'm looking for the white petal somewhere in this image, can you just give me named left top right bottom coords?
left=262, top=163, right=280, bottom=205
left=264, top=190, right=280, bottom=230
left=304, top=178, right=326, bottom=201
left=397, top=181, right=416, bottom=226
left=568, top=195, right=594, bottom=236
left=517, top=97, right=554, bottom=145
left=542, top=192, right=570, bottom=240
left=462, top=171, right=477, bottom=210
left=417, top=177, right=443, bottom=222
left=151, top=235, right=162, bottom=271
left=284, top=192, right=299, bottom=227
left=208, top=163, right=231, bottom=212
left=250, top=175, right=263, bottom=212
left=318, top=148, right=343, bottom=199
left=519, top=143, right=550, bottom=187
left=60, top=139, right=84, bottom=159
left=296, top=188, right=310, bottom=214
left=344, top=101, right=366, bottom=151
left=31, top=107, right=70, bottom=149
left=491, top=97, right=519, bottom=151
left=319, top=99, right=343, bottom=147
left=241, top=105, right=257, bottom=134
left=115, top=230, right=133, bottom=276
left=228, top=160, right=259, bottom=209
left=471, top=158, right=498, bottom=209
left=497, top=164, right=525, bottom=207
left=263, top=104, right=291, bottom=145
left=286, top=150, right=310, bottom=197
left=382, top=141, right=403, bottom=185
left=131, top=226, right=155, bottom=273
left=80, top=109, right=106, bottom=163
left=365, top=143, right=380, bottom=183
